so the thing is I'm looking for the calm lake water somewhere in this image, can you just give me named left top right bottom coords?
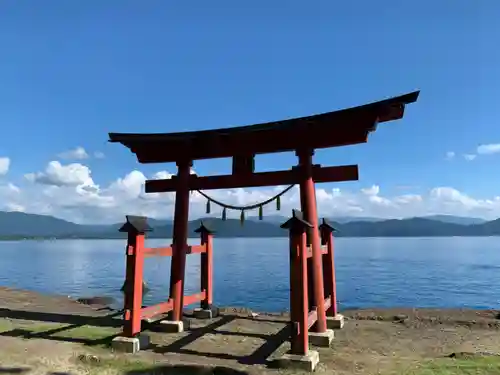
left=1, top=237, right=500, bottom=312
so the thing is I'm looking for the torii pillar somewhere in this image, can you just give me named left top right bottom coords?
left=296, top=149, right=334, bottom=346
left=169, top=159, right=192, bottom=324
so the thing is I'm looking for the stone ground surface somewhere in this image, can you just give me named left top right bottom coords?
left=1, top=286, right=500, bottom=374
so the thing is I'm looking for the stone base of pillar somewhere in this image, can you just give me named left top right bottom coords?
left=157, top=320, right=184, bottom=333
left=308, top=328, right=334, bottom=347
left=327, top=314, right=345, bottom=329
left=275, top=350, right=319, bottom=372
left=111, top=333, right=150, bottom=353
left=193, top=307, right=216, bottom=319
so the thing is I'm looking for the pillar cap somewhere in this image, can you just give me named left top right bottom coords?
left=319, top=218, right=338, bottom=233
left=119, top=215, right=153, bottom=233
left=194, top=220, right=215, bottom=234
left=280, top=209, right=313, bottom=232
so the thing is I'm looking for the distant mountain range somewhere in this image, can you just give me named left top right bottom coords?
left=248, top=214, right=487, bottom=225
left=0, top=211, right=498, bottom=239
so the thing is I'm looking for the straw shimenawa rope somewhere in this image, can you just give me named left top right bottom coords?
left=196, top=184, right=295, bottom=225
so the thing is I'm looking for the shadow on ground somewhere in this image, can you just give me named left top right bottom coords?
left=0, top=368, right=30, bottom=374
left=151, top=314, right=290, bottom=367
left=0, top=368, right=71, bottom=375
left=0, top=307, right=121, bottom=346
left=0, top=307, right=291, bottom=368
left=0, top=308, right=122, bottom=328
left=125, top=364, right=250, bottom=375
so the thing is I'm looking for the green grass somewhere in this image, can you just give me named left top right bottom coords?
left=0, top=319, right=13, bottom=332
left=52, top=324, right=120, bottom=340
left=27, top=323, right=120, bottom=345
left=401, top=357, right=500, bottom=375
left=0, top=319, right=120, bottom=346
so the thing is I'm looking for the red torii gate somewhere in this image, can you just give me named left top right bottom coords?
left=108, top=91, right=419, bottom=368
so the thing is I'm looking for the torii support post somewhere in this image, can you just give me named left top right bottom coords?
left=114, top=219, right=219, bottom=337
left=296, top=149, right=329, bottom=336
left=111, top=216, right=152, bottom=353
left=192, top=221, right=219, bottom=319
left=320, top=219, right=344, bottom=329
left=278, top=210, right=319, bottom=372
left=169, top=160, right=192, bottom=324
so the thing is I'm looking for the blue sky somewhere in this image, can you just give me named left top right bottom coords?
left=0, top=1, right=499, bottom=223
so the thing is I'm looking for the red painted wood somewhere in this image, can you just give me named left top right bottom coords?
left=169, top=160, right=192, bottom=322
left=146, top=164, right=358, bottom=193
left=322, top=231, right=338, bottom=316
left=324, top=296, right=332, bottom=312
left=141, top=300, right=174, bottom=319
left=306, top=246, right=328, bottom=258
left=307, top=309, right=317, bottom=329
left=123, top=232, right=145, bottom=337
left=289, top=231, right=310, bottom=356
left=143, top=244, right=205, bottom=258
left=183, top=291, right=206, bottom=306
left=298, top=232, right=310, bottom=354
left=289, top=233, right=298, bottom=350
left=188, top=244, right=206, bottom=255
left=126, top=245, right=134, bottom=256
left=307, top=296, right=332, bottom=328
left=299, top=176, right=315, bottom=314
left=135, top=131, right=368, bottom=163
left=200, top=233, right=213, bottom=308
left=143, top=246, right=172, bottom=257
left=297, top=150, right=327, bottom=333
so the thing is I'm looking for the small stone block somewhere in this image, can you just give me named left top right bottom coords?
left=193, top=308, right=213, bottom=319
left=158, top=320, right=184, bottom=333
left=327, top=314, right=345, bottom=329
left=111, top=334, right=150, bottom=353
left=276, top=350, right=319, bottom=372
left=308, top=329, right=334, bottom=347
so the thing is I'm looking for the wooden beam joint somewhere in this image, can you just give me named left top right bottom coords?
left=232, top=155, right=255, bottom=175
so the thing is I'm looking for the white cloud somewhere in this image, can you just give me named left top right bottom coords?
left=24, top=161, right=95, bottom=187
left=0, top=161, right=499, bottom=224
left=93, top=151, right=105, bottom=159
left=463, top=154, right=477, bottom=161
left=58, top=147, right=89, bottom=160
left=6, top=183, right=20, bottom=194
left=477, top=143, right=500, bottom=155
left=107, top=170, right=147, bottom=199
left=361, top=185, right=380, bottom=196
left=0, top=182, right=20, bottom=196
left=0, top=157, right=10, bottom=175
left=445, top=151, right=455, bottom=160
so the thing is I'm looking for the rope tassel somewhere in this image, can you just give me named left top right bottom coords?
left=240, top=210, right=245, bottom=226
left=276, top=195, right=281, bottom=211
left=206, top=199, right=211, bottom=214
left=258, top=205, right=263, bottom=220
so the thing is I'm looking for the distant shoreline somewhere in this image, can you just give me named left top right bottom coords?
left=2, top=212, right=500, bottom=238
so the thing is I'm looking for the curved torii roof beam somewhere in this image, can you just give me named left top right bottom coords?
left=109, top=91, right=419, bottom=164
